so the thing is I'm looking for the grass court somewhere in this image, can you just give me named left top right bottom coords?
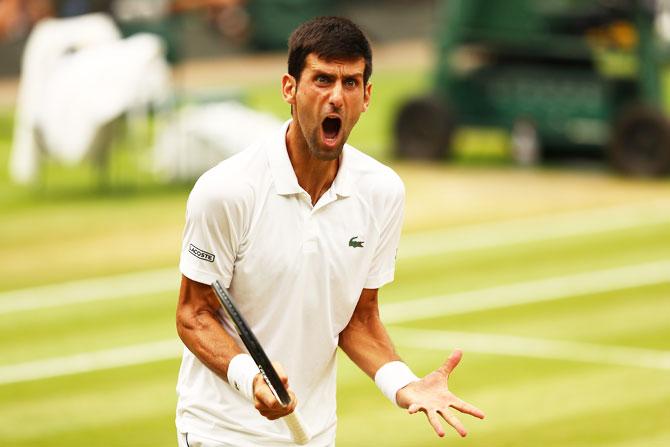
left=0, top=65, right=669, bottom=446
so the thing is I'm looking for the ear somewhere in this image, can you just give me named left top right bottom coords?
left=281, top=73, right=297, bottom=105
left=362, top=82, right=372, bottom=112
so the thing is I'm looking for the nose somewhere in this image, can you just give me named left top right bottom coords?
left=329, top=82, right=344, bottom=110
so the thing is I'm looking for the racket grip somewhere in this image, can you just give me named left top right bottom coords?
left=283, top=411, right=310, bottom=445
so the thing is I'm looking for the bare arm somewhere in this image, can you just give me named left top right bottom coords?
left=176, top=275, right=296, bottom=419
left=176, top=274, right=243, bottom=379
left=338, top=288, right=401, bottom=379
left=339, top=287, right=485, bottom=438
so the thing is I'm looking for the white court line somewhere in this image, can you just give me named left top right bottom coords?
left=0, top=268, right=179, bottom=315
left=3, top=326, right=669, bottom=386
left=1, top=199, right=669, bottom=314
left=390, top=327, right=670, bottom=370
left=0, top=339, right=183, bottom=386
left=381, top=259, right=670, bottom=324
left=1, top=260, right=669, bottom=385
left=400, top=199, right=670, bottom=259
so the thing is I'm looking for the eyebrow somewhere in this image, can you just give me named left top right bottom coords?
left=312, top=68, right=364, bottom=79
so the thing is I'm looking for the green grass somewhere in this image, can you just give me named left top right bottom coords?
left=405, top=282, right=670, bottom=349
left=0, top=291, right=176, bottom=364
left=1, top=187, right=669, bottom=445
left=0, top=360, right=180, bottom=447
left=388, top=222, right=670, bottom=305
left=0, top=192, right=186, bottom=290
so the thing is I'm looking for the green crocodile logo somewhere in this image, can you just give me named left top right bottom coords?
left=349, top=236, right=364, bottom=248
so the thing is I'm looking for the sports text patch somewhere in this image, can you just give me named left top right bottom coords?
left=189, top=244, right=215, bottom=262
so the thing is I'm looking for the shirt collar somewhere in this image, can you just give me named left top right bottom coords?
left=267, top=119, right=353, bottom=198
left=331, top=144, right=353, bottom=198
left=267, top=120, right=303, bottom=195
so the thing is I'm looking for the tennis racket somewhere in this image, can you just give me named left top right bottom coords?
left=211, top=280, right=311, bottom=445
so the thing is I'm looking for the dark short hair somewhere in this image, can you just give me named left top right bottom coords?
left=288, top=16, right=373, bottom=84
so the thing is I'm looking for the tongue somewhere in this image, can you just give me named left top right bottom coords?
left=323, top=118, right=340, bottom=139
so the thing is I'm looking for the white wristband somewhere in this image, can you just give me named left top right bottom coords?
left=374, top=361, right=420, bottom=406
left=227, top=354, right=260, bottom=402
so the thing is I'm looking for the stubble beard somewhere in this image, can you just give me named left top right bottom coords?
left=294, top=100, right=345, bottom=161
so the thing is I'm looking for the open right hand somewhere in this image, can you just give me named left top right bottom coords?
left=396, top=350, right=485, bottom=437
left=252, top=362, right=297, bottom=420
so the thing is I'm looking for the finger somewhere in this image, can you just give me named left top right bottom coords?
left=286, top=389, right=298, bottom=413
left=424, top=410, right=446, bottom=437
left=407, top=403, right=423, bottom=415
left=451, top=398, right=486, bottom=419
left=438, top=349, right=463, bottom=376
left=438, top=409, right=467, bottom=437
left=251, top=372, right=264, bottom=395
left=259, top=405, right=294, bottom=420
left=272, top=361, right=290, bottom=388
left=259, top=395, right=296, bottom=420
left=254, top=382, right=282, bottom=410
left=270, top=362, right=298, bottom=412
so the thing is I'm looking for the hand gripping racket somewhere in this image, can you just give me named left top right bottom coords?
left=211, top=281, right=311, bottom=445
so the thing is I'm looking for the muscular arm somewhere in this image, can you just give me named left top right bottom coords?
left=176, top=274, right=297, bottom=419
left=338, top=288, right=400, bottom=379
left=339, top=287, right=485, bottom=438
left=176, top=275, right=243, bottom=379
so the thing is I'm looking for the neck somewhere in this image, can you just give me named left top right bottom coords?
left=286, top=121, right=339, bottom=206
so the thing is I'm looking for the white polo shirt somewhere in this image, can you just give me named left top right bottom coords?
left=177, top=120, right=405, bottom=446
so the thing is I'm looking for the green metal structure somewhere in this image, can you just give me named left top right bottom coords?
left=395, top=0, right=670, bottom=176
left=247, top=0, right=333, bottom=50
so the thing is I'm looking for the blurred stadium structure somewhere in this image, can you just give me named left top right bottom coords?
left=0, top=0, right=437, bottom=72
left=3, top=0, right=669, bottom=187
left=153, top=101, right=282, bottom=180
left=0, top=0, right=437, bottom=187
left=394, top=0, right=670, bottom=177
left=9, top=13, right=170, bottom=184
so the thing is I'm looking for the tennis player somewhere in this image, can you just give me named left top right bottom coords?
left=175, top=16, right=485, bottom=446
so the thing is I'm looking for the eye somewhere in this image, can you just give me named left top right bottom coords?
left=344, top=78, right=358, bottom=88
left=316, top=75, right=330, bottom=85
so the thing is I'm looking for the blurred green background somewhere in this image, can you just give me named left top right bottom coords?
left=1, top=1, right=670, bottom=446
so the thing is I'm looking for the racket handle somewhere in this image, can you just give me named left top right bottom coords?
left=283, top=411, right=310, bottom=445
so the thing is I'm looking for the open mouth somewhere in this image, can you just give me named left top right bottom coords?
left=322, top=117, right=342, bottom=142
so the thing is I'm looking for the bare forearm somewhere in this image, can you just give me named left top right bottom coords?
left=176, top=275, right=242, bottom=381
left=177, top=309, right=242, bottom=379
left=340, top=319, right=400, bottom=378
left=339, top=289, right=401, bottom=378
left=176, top=276, right=298, bottom=421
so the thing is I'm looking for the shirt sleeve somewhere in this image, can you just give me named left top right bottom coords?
left=364, top=176, right=405, bottom=289
left=179, top=173, right=248, bottom=288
